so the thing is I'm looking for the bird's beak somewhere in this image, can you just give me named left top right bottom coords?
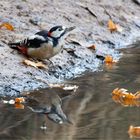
left=65, top=26, right=76, bottom=32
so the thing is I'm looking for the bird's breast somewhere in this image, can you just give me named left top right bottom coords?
left=53, top=45, right=63, bottom=56
left=27, top=42, right=54, bottom=59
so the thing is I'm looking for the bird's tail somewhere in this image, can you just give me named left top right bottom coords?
left=8, top=42, right=20, bottom=47
left=8, top=42, right=21, bottom=51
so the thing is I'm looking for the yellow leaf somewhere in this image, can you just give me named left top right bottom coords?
left=108, top=19, right=123, bottom=33
left=23, top=59, right=47, bottom=69
left=128, top=125, right=140, bottom=138
left=108, top=19, right=117, bottom=32
left=15, top=103, right=24, bottom=109
left=0, top=22, right=14, bottom=31
left=112, top=88, right=140, bottom=107
left=15, top=97, right=25, bottom=103
left=105, top=55, right=113, bottom=63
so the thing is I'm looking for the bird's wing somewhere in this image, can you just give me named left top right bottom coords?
left=35, top=30, right=48, bottom=38
left=9, top=34, right=48, bottom=49
left=26, top=34, right=48, bottom=48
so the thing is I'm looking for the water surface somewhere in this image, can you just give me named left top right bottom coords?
left=0, top=42, right=140, bottom=140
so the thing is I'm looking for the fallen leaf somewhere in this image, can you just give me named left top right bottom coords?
left=15, top=103, right=24, bottom=109
left=105, top=55, right=113, bottom=63
left=15, top=97, right=25, bottom=103
left=128, top=125, right=140, bottom=138
left=108, top=19, right=123, bottom=33
left=108, top=19, right=117, bottom=32
left=87, top=45, right=96, bottom=50
left=105, top=55, right=118, bottom=69
left=0, top=22, right=14, bottom=31
left=112, top=88, right=140, bottom=106
left=23, top=59, right=47, bottom=69
left=105, top=55, right=114, bottom=63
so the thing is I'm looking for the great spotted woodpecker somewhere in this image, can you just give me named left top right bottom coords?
left=9, top=26, right=75, bottom=60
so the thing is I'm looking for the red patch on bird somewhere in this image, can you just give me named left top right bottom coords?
left=47, top=31, right=51, bottom=37
left=17, top=46, right=28, bottom=55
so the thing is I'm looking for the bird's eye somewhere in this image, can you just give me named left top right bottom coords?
left=58, top=28, right=62, bottom=31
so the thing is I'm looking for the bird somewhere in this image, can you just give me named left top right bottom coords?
left=8, top=25, right=75, bottom=60
left=23, top=88, right=72, bottom=124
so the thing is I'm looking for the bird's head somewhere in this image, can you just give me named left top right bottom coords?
left=48, top=25, right=75, bottom=39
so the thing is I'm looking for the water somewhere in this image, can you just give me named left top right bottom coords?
left=0, top=42, right=140, bottom=140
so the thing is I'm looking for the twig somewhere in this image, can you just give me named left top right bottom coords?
left=101, top=5, right=112, bottom=19
left=81, top=6, right=98, bottom=18
left=77, top=3, right=103, bottom=25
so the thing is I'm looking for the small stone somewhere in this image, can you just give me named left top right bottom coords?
left=29, top=17, right=41, bottom=25
left=16, top=5, right=23, bottom=10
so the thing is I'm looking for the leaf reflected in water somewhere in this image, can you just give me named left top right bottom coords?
left=112, top=88, right=140, bottom=106
left=128, top=125, right=140, bottom=138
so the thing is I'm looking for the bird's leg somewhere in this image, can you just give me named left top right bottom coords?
left=40, top=120, right=47, bottom=131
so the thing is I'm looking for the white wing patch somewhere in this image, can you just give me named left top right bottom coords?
left=28, top=35, right=46, bottom=41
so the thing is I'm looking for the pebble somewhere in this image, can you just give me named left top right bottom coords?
left=29, top=17, right=42, bottom=25
left=16, top=5, right=23, bottom=10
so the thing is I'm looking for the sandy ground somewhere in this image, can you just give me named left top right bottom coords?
left=0, top=0, right=140, bottom=96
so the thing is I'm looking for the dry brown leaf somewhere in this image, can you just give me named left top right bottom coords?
left=105, top=55, right=114, bottom=63
left=87, top=45, right=96, bottom=50
left=15, top=97, right=25, bottom=103
left=108, top=19, right=117, bottom=32
left=15, top=103, right=25, bottom=109
left=112, top=88, right=140, bottom=107
left=0, top=22, right=14, bottom=31
left=23, top=59, right=47, bottom=69
left=108, top=19, right=123, bottom=33
left=105, top=55, right=117, bottom=69
left=128, top=125, right=140, bottom=138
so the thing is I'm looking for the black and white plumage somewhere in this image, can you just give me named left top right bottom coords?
left=9, top=26, right=75, bottom=60
left=24, top=89, right=72, bottom=124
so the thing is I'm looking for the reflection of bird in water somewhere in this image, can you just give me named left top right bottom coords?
left=22, top=88, right=73, bottom=125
